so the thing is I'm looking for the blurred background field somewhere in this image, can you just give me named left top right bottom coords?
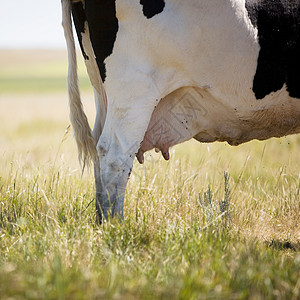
left=0, top=49, right=91, bottom=94
left=0, top=49, right=300, bottom=299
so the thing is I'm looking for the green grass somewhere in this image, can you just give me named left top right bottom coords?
left=1, top=133, right=300, bottom=299
left=0, top=50, right=300, bottom=299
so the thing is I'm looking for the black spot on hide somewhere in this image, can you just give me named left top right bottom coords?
left=72, top=0, right=119, bottom=82
left=245, top=0, right=300, bottom=100
left=71, top=2, right=89, bottom=60
left=140, top=0, right=165, bottom=19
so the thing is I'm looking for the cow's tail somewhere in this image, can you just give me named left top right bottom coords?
left=61, top=0, right=98, bottom=167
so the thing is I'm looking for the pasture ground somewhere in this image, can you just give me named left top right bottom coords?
left=0, top=50, right=300, bottom=299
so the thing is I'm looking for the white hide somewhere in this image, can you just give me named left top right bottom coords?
left=101, top=0, right=300, bottom=163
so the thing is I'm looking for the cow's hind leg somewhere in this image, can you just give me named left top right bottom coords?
left=92, top=89, right=107, bottom=223
left=94, top=162, right=103, bottom=223
left=96, top=80, right=161, bottom=220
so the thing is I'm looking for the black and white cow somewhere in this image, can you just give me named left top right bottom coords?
left=62, top=0, right=300, bottom=221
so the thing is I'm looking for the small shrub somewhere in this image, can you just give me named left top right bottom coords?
left=198, top=172, right=231, bottom=230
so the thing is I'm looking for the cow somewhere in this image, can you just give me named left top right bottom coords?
left=61, top=0, right=300, bottom=222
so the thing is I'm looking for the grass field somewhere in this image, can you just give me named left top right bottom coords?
left=0, top=50, right=300, bottom=299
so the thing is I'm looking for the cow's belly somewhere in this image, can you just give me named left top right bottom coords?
left=137, top=86, right=300, bottom=162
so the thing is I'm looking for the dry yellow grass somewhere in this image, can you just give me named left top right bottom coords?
left=1, top=91, right=299, bottom=244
